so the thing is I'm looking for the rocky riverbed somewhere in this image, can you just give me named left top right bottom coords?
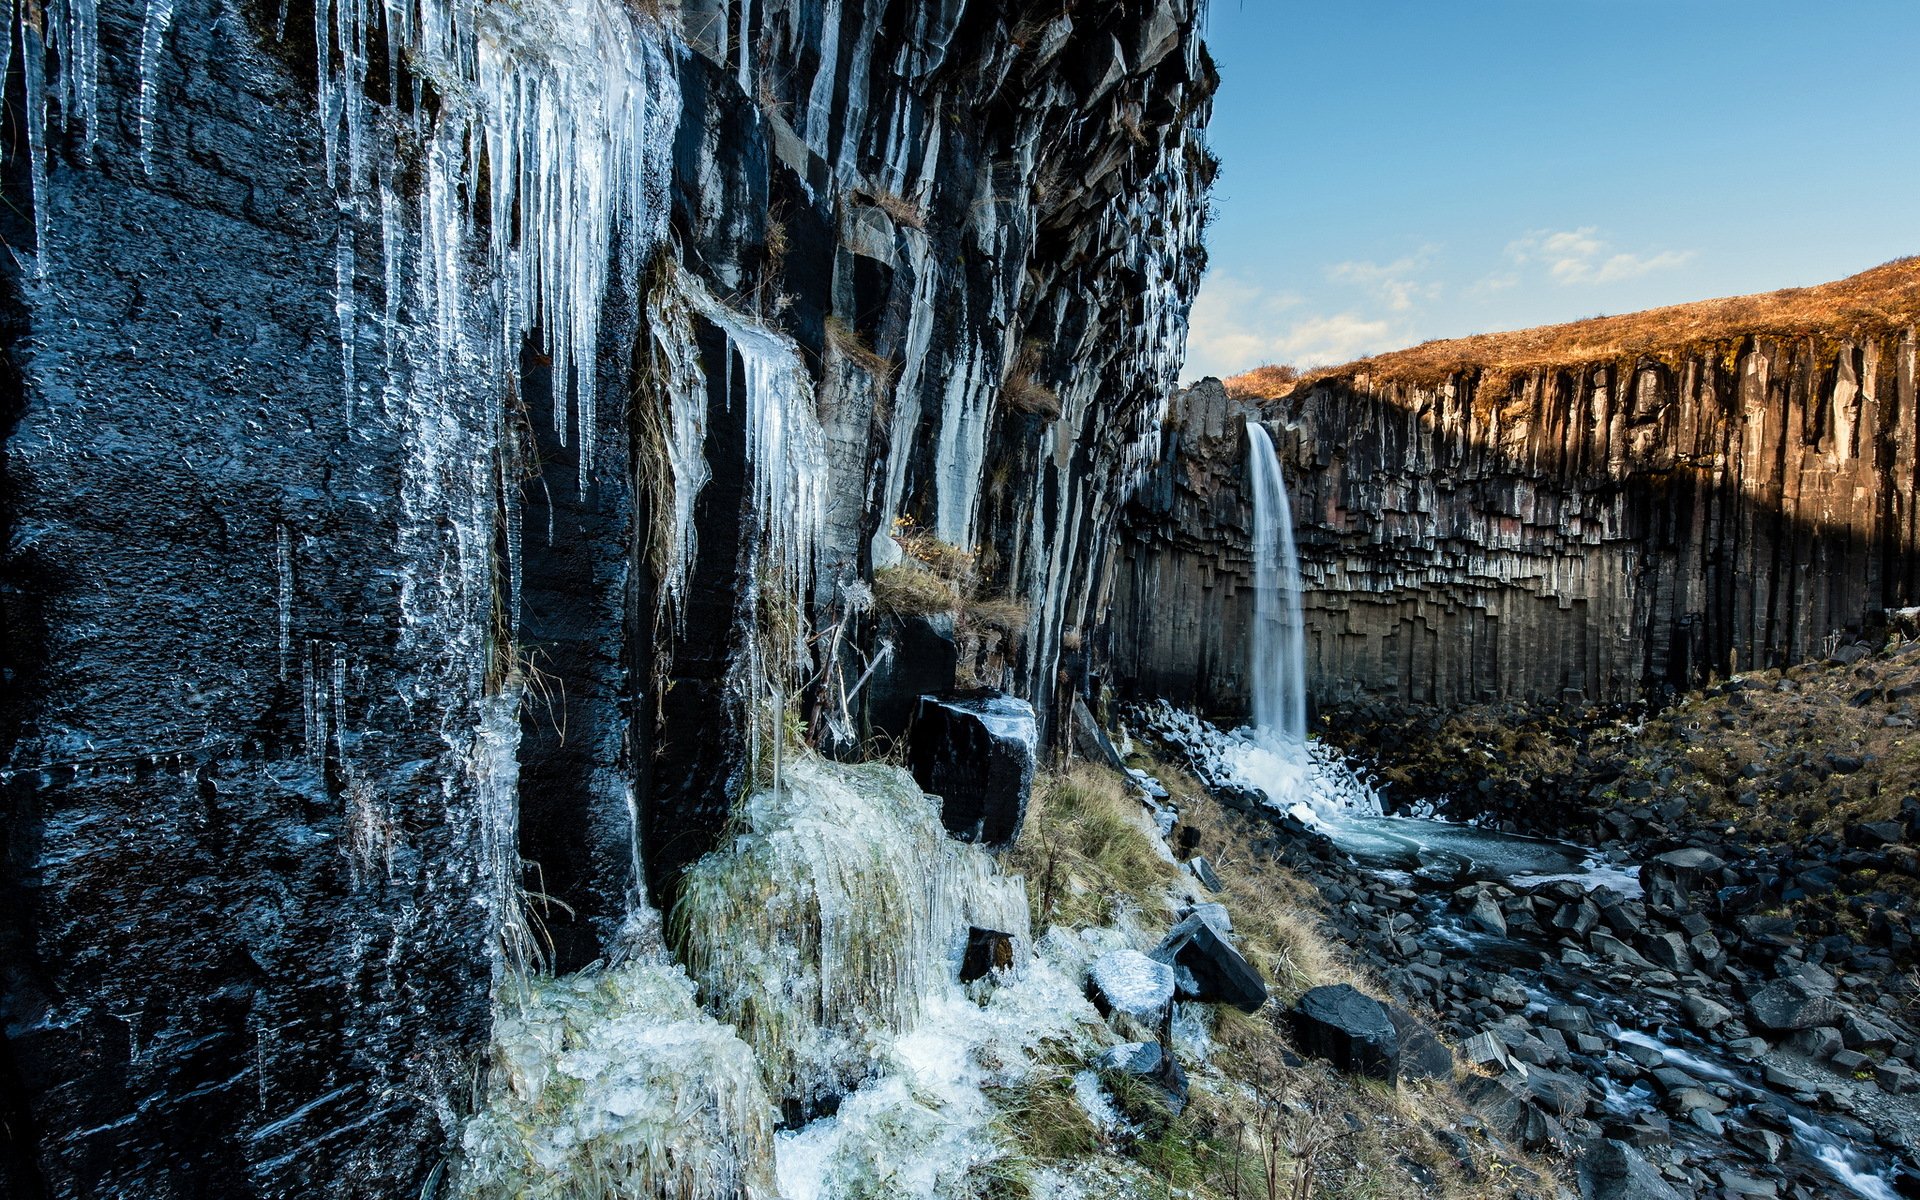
left=1129, top=648, right=1920, bottom=1200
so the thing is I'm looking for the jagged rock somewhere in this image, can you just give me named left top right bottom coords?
left=1462, top=889, right=1508, bottom=936
left=868, top=614, right=960, bottom=738
left=961, top=927, right=1016, bottom=983
left=1679, top=993, right=1734, bottom=1030
left=1744, top=978, right=1844, bottom=1033
left=1097, top=1041, right=1167, bottom=1075
left=1088, top=950, right=1176, bottom=1023
left=1462, top=1075, right=1564, bottom=1151
left=1187, top=856, right=1223, bottom=891
left=1388, top=1007, right=1455, bottom=1082
left=1070, top=694, right=1126, bottom=771
left=1291, top=984, right=1400, bottom=1081
left=1151, top=913, right=1267, bottom=1013
left=908, top=691, right=1039, bottom=845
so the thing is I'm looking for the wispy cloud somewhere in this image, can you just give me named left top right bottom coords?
left=1326, top=244, right=1443, bottom=311
left=1184, top=276, right=1397, bottom=380
left=1507, top=226, right=1695, bottom=285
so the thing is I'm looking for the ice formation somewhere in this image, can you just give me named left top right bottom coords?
left=452, top=960, right=776, bottom=1200
left=774, top=935, right=1116, bottom=1200
left=673, top=756, right=1031, bottom=1107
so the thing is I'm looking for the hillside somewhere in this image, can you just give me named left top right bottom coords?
left=1227, top=256, right=1920, bottom=397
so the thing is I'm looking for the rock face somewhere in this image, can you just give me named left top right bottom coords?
left=0, top=1, right=1215, bottom=1195
left=1114, top=300, right=1920, bottom=712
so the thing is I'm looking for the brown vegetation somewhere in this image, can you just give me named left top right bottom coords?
left=1226, top=256, right=1920, bottom=398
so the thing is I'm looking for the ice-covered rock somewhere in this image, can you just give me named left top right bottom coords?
left=451, top=961, right=774, bottom=1200
left=1088, top=950, right=1176, bottom=1022
left=673, top=756, right=1030, bottom=1107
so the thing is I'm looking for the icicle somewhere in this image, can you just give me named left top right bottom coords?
left=335, top=225, right=356, bottom=420
left=736, top=0, right=751, bottom=94
left=330, top=645, right=348, bottom=755
left=22, top=22, right=48, bottom=276
left=0, top=2, right=15, bottom=130
left=276, top=526, right=293, bottom=681
left=136, top=0, right=174, bottom=173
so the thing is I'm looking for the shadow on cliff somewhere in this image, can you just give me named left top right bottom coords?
left=1113, top=351, right=1920, bottom=717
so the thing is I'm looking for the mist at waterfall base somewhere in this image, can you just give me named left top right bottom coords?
left=1219, top=424, right=1609, bottom=887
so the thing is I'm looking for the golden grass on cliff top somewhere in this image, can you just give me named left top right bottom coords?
left=1225, top=256, right=1920, bottom=398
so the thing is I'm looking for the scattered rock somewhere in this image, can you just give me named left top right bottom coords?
left=1088, top=950, right=1174, bottom=1022
left=1151, top=913, right=1267, bottom=1013
left=1292, top=984, right=1400, bottom=1081
left=960, top=927, right=1015, bottom=983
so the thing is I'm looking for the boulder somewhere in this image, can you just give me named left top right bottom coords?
left=1577, top=1138, right=1686, bottom=1200
left=1744, top=978, right=1843, bottom=1033
left=1069, top=694, right=1127, bottom=771
left=866, top=614, right=959, bottom=737
left=1292, top=984, right=1399, bottom=1081
left=1151, top=913, right=1267, bottom=1013
left=1679, top=993, right=1733, bottom=1030
left=907, top=690, right=1037, bottom=845
left=960, top=927, right=1015, bottom=983
left=1088, top=950, right=1175, bottom=1023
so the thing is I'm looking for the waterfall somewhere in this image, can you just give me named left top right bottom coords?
left=1245, top=422, right=1308, bottom=743
left=1194, top=421, right=1381, bottom=824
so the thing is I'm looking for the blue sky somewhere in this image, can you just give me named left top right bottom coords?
left=1183, top=0, right=1920, bottom=381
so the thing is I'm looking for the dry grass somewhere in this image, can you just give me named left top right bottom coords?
left=852, top=187, right=926, bottom=230
left=1005, top=765, right=1183, bottom=933
left=871, top=563, right=957, bottom=618
left=1001, top=344, right=1062, bottom=420
left=1224, top=363, right=1299, bottom=400
left=825, top=316, right=899, bottom=388
left=1228, top=256, right=1920, bottom=397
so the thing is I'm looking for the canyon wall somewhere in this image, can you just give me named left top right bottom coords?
left=1113, top=329, right=1920, bottom=716
left=0, top=2, right=1212, bottom=1195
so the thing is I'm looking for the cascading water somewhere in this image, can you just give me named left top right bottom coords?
left=1220, top=421, right=1384, bottom=826
left=1245, top=422, right=1308, bottom=744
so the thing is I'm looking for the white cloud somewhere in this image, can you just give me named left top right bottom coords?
left=1326, top=244, right=1443, bottom=311
left=1508, top=227, right=1694, bottom=285
left=1183, top=275, right=1397, bottom=380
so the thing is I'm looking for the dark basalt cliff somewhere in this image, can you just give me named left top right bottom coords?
left=0, top=2, right=1214, bottom=1195
left=1113, top=265, right=1920, bottom=716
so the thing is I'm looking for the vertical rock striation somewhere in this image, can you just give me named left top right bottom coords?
left=1113, top=264, right=1920, bottom=714
left=0, top=1, right=1215, bottom=1196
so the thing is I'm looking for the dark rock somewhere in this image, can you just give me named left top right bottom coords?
left=907, top=690, right=1038, bottom=845
left=1187, top=855, right=1223, bottom=892
left=1151, top=913, right=1267, bottom=1013
left=1291, top=984, right=1399, bottom=1081
left=1744, top=978, right=1843, bottom=1032
left=1388, top=1007, right=1454, bottom=1081
left=1847, top=820, right=1906, bottom=848
left=867, top=614, right=959, bottom=738
left=960, top=927, right=1016, bottom=983
left=1069, top=694, right=1126, bottom=771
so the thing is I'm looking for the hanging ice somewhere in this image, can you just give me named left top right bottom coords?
left=136, top=0, right=174, bottom=173
left=672, top=757, right=1030, bottom=1108
left=451, top=961, right=777, bottom=1200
